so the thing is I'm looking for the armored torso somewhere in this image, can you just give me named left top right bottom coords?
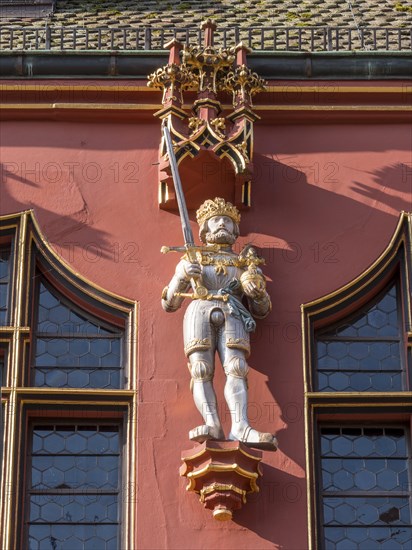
left=195, top=250, right=244, bottom=294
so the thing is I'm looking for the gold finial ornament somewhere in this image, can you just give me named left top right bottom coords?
left=150, top=22, right=267, bottom=210
left=196, top=197, right=241, bottom=226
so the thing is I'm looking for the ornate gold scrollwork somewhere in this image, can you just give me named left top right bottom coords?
left=234, top=140, right=250, bottom=162
left=147, top=63, right=194, bottom=105
left=150, top=22, right=267, bottom=209
left=182, top=45, right=236, bottom=95
left=210, top=117, right=226, bottom=138
left=188, top=116, right=206, bottom=135
left=147, top=63, right=194, bottom=90
left=220, top=65, right=267, bottom=108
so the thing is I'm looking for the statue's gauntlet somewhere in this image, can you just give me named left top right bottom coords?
left=175, top=259, right=200, bottom=283
left=240, top=269, right=271, bottom=319
left=240, top=269, right=266, bottom=295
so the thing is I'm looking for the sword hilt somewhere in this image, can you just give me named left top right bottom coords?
left=184, top=245, right=209, bottom=298
left=160, top=244, right=222, bottom=254
left=161, top=246, right=185, bottom=254
left=174, top=291, right=229, bottom=302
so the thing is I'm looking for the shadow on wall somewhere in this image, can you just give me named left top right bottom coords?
left=0, top=162, right=115, bottom=260
left=247, top=155, right=412, bottom=246
left=234, top=462, right=306, bottom=547
left=351, top=162, right=412, bottom=213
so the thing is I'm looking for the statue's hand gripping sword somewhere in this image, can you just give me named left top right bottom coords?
left=161, top=122, right=208, bottom=300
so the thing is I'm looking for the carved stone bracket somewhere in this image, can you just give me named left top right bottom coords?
left=148, top=20, right=267, bottom=210
left=180, top=440, right=263, bottom=521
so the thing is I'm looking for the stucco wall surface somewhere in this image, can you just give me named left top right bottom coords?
left=0, top=113, right=411, bottom=548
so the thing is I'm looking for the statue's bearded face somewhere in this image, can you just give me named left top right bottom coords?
left=205, top=215, right=236, bottom=245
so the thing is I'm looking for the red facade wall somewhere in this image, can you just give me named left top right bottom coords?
left=1, top=85, right=411, bottom=548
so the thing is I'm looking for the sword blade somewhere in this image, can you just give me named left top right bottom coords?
left=162, top=123, right=194, bottom=246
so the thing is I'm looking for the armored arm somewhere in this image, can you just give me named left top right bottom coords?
left=240, top=264, right=271, bottom=319
left=161, top=260, right=191, bottom=312
left=247, top=285, right=271, bottom=319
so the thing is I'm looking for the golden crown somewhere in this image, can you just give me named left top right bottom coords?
left=196, top=197, right=241, bottom=226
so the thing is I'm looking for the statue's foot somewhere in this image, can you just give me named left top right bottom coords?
left=229, top=426, right=278, bottom=451
left=189, top=425, right=224, bottom=443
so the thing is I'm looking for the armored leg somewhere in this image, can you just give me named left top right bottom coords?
left=222, top=351, right=251, bottom=439
left=188, top=350, right=224, bottom=442
left=221, top=347, right=278, bottom=451
left=184, top=301, right=225, bottom=442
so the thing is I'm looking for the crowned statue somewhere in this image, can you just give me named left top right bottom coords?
left=162, top=198, right=277, bottom=451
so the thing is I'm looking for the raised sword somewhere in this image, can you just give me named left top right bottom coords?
left=161, top=122, right=208, bottom=299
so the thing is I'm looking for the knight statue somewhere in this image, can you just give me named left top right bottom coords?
left=161, top=197, right=277, bottom=451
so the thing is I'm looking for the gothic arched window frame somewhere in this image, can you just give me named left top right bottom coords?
left=0, top=210, right=138, bottom=550
left=302, top=212, right=412, bottom=549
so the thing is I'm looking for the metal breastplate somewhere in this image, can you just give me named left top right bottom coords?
left=200, top=264, right=241, bottom=292
left=198, top=252, right=243, bottom=293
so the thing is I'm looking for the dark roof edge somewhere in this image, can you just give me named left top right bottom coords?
left=0, top=50, right=411, bottom=80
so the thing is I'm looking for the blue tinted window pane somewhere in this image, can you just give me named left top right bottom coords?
left=0, top=284, right=8, bottom=309
left=28, top=524, right=118, bottom=550
left=0, top=247, right=11, bottom=324
left=321, top=427, right=407, bottom=458
left=324, top=497, right=411, bottom=526
left=35, top=338, right=120, bottom=366
left=0, top=350, right=6, bottom=386
left=37, top=284, right=115, bottom=336
left=34, top=367, right=121, bottom=389
left=318, top=342, right=400, bottom=371
left=322, top=458, right=408, bottom=492
left=324, top=526, right=412, bottom=549
left=32, top=425, right=119, bottom=456
left=34, top=283, right=123, bottom=389
left=29, top=494, right=118, bottom=523
left=332, top=285, right=399, bottom=338
left=320, top=427, right=412, bottom=549
left=317, top=370, right=403, bottom=392
left=28, top=424, right=120, bottom=549
left=32, top=455, right=119, bottom=490
left=0, top=248, right=10, bottom=281
left=317, top=340, right=402, bottom=391
left=316, top=283, right=405, bottom=392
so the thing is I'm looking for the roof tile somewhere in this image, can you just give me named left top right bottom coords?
left=1, top=0, right=411, bottom=50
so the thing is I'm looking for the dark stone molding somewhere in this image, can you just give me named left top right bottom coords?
left=0, top=50, right=411, bottom=80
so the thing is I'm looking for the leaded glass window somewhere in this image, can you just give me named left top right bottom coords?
left=27, top=423, right=121, bottom=550
left=315, top=283, right=405, bottom=392
left=320, top=426, right=412, bottom=549
left=0, top=345, right=7, bottom=386
left=33, top=282, right=123, bottom=389
left=0, top=211, right=136, bottom=550
left=0, top=245, right=12, bottom=325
